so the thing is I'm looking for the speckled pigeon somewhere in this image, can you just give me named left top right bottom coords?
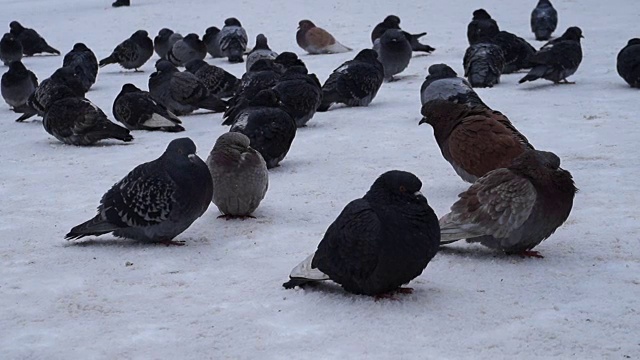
left=63, top=43, right=98, bottom=92
left=519, top=27, right=583, bottom=84
left=99, top=30, right=153, bottom=71
left=219, top=18, right=248, bottom=63
left=184, top=59, right=239, bottom=98
left=463, top=42, right=505, bottom=88
left=9, top=21, right=59, bottom=56
left=113, top=83, right=184, bottom=132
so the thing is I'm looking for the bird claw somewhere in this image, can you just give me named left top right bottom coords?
left=518, top=250, right=544, bottom=258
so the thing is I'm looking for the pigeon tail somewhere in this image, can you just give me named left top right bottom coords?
left=65, top=216, right=119, bottom=240
left=324, top=42, right=352, bottom=54
left=43, top=45, right=61, bottom=55
left=283, top=253, right=330, bottom=289
left=14, top=107, right=37, bottom=122
left=519, top=65, right=546, bottom=83
left=99, top=55, right=117, bottom=67
left=534, top=30, right=553, bottom=41
left=197, top=96, right=228, bottom=112
left=88, top=122, right=134, bottom=143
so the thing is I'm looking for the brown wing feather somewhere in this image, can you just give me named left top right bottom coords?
left=306, top=27, right=336, bottom=48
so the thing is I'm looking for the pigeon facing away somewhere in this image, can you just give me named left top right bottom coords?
left=184, top=59, right=239, bottom=98
left=373, top=29, right=412, bottom=82
left=203, top=26, right=223, bottom=58
left=246, top=34, right=278, bottom=72
left=66, top=138, right=213, bottom=245
left=273, top=66, right=322, bottom=127
left=616, top=39, right=640, bottom=88
left=490, top=31, right=537, bottom=74
left=2, top=60, right=37, bottom=113
left=519, top=27, right=583, bottom=84
left=167, top=33, right=207, bottom=67
left=206, top=132, right=268, bottom=218
left=318, top=49, right=384, bottom=111
left=371, top=15, right=435, bottom=53
left=219, top=18, right=248, bottom=63
left=113, top=83, right=184, bottom=132
left=467, top=9, right=500, bottom=45
left=531, top=0, right=558, bottom=41
left=463, top=42, right=505, bottom=88
left=420, top=100, right=533, bottom=183
left=154, top=28, right=178, bottom=59
left=99, top=30, right=153, bottom=71
left=296, top=20, right=351, bottom=54
left=283, top=170, right=440, bottom=296
left=420, top=63, right=486, bottom=107
left=9, top=21, right=60, bottom=56
left=63, top=43, right=99, bottom=93
left=0, top=33, right=23, bottom=65
left=440, top=150, right=577, bottom=257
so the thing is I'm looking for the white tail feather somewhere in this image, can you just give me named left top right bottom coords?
left=144, top=113, right=178, bottom=128
left=289, top=253, right=329, bottom=281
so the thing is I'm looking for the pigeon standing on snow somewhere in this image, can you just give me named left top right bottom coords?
left=531, top=0, right=558, bottom=41
left=66, top=137, right=213, bottom=246
left=154, top=28, right=178, bottom=59
left=616, top=39, right=640, bottom=88
left=9, top=21, right=60, bottom=56
left=1, top=60, right=37, bottom=113
left=99, top=30, right=153, bottom=71
left=373, top=29, right=413, bottom=82
left=203, top=26, right=223, bottom=58
left=467, top=9, right=500, bottom=45
left=440, top=150, right=576, bottom=258
left=296, top=20, right=352, bottom=54
left=219, top=18, right=248, bottom=63
left=463, top=41, right=505, bottom=88
left=167, top=33, right=207, bottom=67
left=0, top=33, right=23, bottom=65
left=246, top=34, right=278, bottom=72
left=420, top=63, right=486, bottom=107
left=184, top=59, right=239, bottom=98
left=206, top=132, right=268, bottom=218
left=63, top=43, right=98, bottom=93
left=371, top=15, right=435, bottom=54
left=273, top=66, right=322, bottom=127
left=317, top=49, right=384, bottom=111
left=519, top=27, right=583, bottom=84
left=490, top=31, right=537, bottom=74
left=283, top=170, right=440, bottom=296
left=113, top=83, right=184, bottom=132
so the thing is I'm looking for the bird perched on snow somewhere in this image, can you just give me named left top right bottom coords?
left=531, top=0, right=558, bottom=41
left=9, top=21, right=59, bottom=56
left=283, top=170, right=440, bottom=296
left=99, top=30, right=153, bottom=71
left=371, top=15, right=435, bottom=54
left=463, top=41, right=505, bottom=88
left=63, top=43, right=98, bottom=93
left=519, top=26, right=583, bottom=84
left=617, top=39, right=640, bottom=88
left=373, top=29, right=412, bottom=82
left=317, top=49, right=384, bottom=112
left=0, top=33, right=23, bottom=65
left=420, top=63, right=486, bottom=107
left=113, top=83, right=184, bottom=132
left=206, top=132, right=268, bottom=219
left=2, top=60, right=37, bottom=113
left=167, top=33, right=207, bottom=67
left=490, top=31, right=536, bottom=74
left=467, top=9, right=500, bottom=45
left=154, top=28, right=179, bottom=59
left=273, top=66, right=322, bottom=127
left=219, top=18, right=248, bottom=63
left=296, top=20, right=351, bottom=54
left=203, top=26, right=223, bottom=58
left=420, top=99, right=533, bottom=183
left=66, top=137, right=213, bottom=246
left=439, top=149, right=576, bottom=258
left=246, top=34, right=278, bottom=72
left=184, top=59, right=239, bottom=98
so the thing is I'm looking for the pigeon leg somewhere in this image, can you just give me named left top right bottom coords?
left=560, top=79, right=576, bottom=84
left=518, top=250, right=544, bottom=258
left=217, top=214, right=256, bottom=220
left=157, top=239, right=186, bottom=246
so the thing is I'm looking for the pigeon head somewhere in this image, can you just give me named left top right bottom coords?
left=298, top=20, right=316, bottom=30
left=184, top=59, right=207, bottom=73
left=212, top=132, right=251, bottom=155
left=274, top=52, right=305, bottom=70
left=8, top=60, right=27, bottom=73
left=472, top=9, right=492, bottom=20
left=184, top=33, right=200, bottom=42
left=354, top=49, right=379, bottom=62
left=561, top=27, right=584, bottom=41
left=9, top=21, right=24, bottom=34
left=120, top=83, right=141, bottom=94
left=224, top=18, right=242, bottom=27
left=382, top=15, right=401, bottom=27
left=205, top=26, right=220, bottom=36
left=254, top=34, right=270, bottom=49
left=538, top=0, right=553, bottom=5
left=155, top=59, right=178, bottom=72
left=419, top=99, right=470, bottom=133
left=380, top=29, right=406, bottom=44
left=628, top=38, right=640, bottom=46
left=158, top=28, right=174, bottom=37
left=367, top=170, right=425, bottom=204
left=132, top=30, right=149, bottom=40
left=72, top=43, right=89, bottom=51
left=164, top=137, right=198, bottom=163
left=427, top=64, right=458, bottom=79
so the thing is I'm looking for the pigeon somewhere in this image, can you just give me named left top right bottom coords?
left=467, top=9, right=500, bottom=45
left=219, top=18, right=248, bottom=63
left=184, top=59, right=240, bottom=98
left=463, top=42, right=505, bottom=88
left=246, top=34, right=278, bottom=72
left=617, top=39, right=640, bottom=88
left=99, top=30, right=153, bottom=71
left=420, top=99, right=533, bottom=183
left=154, top=28, right=177, bottom=59
left=113, top=83, right=184, bottom=132
left=1, top=60, right=37, bottom=113
left=296, top=20, right=351, bottom=54
left=206, top=132, right=268, bottom=218
left=420, top=64, right=487, bottom=108
left=167, top=33, right=207, bottom=67
left=63, top=43, right=98, bottom=93
left=229, top=89, right=297, bottom=169
left=439, top=149, right=577, bottom=258
left=531, top=0, right=558, bottom=41
left=9, top=21, right=60, bottom=56
left=519, top=27, right=583, bottom=84
left=317, top=49, right=384, bottom=111
left=373, top=29, right=413, bottom=81
left=490, top=31, right=537, bottom=74
left=273, top=66, right=322, bottom=127
left=282, top=170, right=440, bottom=296
left=273, top=52, right=307, bottom=71
left=66, top=137, right=213, bottom=246
left=203, top=26, right=223, bottom=58
left=371, top=15, right=435, bottom=53
left=0, top=33, right=23, bottom=65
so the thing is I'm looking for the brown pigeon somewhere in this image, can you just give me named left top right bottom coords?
left=296, top=20, right=351, bottom=54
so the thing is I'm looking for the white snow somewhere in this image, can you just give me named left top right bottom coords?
left=1, top=0, right=639, bottom=358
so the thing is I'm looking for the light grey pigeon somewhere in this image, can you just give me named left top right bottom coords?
left=66, top=137, right=214, bottom=246
left=167, top=33, right=207, bottom=67
left=0, top=33, right=23, bottom=65
left=203, top=26, right=223, bottom=58
left=373, top=29, right=412, bottom=81
left=219, top=18, right=248, bottom=63
left=99, top=30, right=154, bottom=71
left=420, top=63, right=486, bottom=107
left=1, top=60, right=37, bottom=113
left=246, top=34, right=278, bottom=72
left=206, top=132, right=268, bottom=219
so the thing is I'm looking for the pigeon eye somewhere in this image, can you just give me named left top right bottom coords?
left=399, top=186, right=406, bottom=193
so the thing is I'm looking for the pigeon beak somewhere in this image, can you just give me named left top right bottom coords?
left=581, top=35, right=585, bottom=38
left=418, top=117, right=428, bottom=125
left=413, top=191, right=426, bottom=200
left=188, top=154, right=198, bottom=163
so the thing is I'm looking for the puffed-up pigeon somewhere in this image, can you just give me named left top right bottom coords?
left=113, top=83, right=184, bottom=132
left=467, top=9, right=500, bottom=45
left=373, top=29, right=412, bottom=81
left=184, top=59, right=239, bottom=98
left=2, top=60, right=37, bottom=113
left=420, top=63, right=486, bottom=107
left=219, top=18, right=248, bottom=63
left=99, top=30, right=153, bottom=71
left=63, top=43, right=98, bottom=92
left=167, top=33, right=207, bottom=67
left=0, top=33, right=23, bottom=65
left=296, top=20, right=351, bottom=54
left=531, top=0, right=558, bottom=41
left=617, top=38, right=640, bottom=88
left=463, top=42, right=505, bottom=88
left=246, top=34, right=278, bottom=72
left=203, top=26, right=223, bottom=58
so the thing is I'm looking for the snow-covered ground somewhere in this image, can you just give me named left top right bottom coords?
left=1, top=0, right=639, bottom=358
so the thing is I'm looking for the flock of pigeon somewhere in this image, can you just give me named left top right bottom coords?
left=2, top=0, right=639, bottom=298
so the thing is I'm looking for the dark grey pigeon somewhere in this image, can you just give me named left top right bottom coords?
left=273, top=52, right=307, bottom=73
left=2, top=60, right=37, bottom=113
left=467, top=9, right=500, bottom=45
left=184, top=59, right=239, bottom=98
left=154, top=28, right=177, bottom=59
left=99, top=30, right=153, bottom=71
left=9, top=21, right=59, bottom=56
left=283, top=170, right=440, bottom=296
left=66, top=137, right=213, bottom=246
left=519, top=27, right=583, bottom=84
left=113, top=83, right=184, bottom=132
left=531, top=0, right=558, bottom=41
left=167, top=33, right=207, bottom=67
left=373, top=29, right=412, bottom=82
left=420, top=63, right=486, bottom=107
left=63, top=43, right=98, bottom=93
left=371, top=15, right=435, bottom=53
left=440, top=150, right=577, bottom=258
left=490, top=31, right=537, bottom=74
left=317, top=49, right=384, bottom=112
left=219, top=18, right=248, bottom=63
left=246, top=34, right=278, bottom=72
left=203, top=26, right=223, bottom=58
left=463, top=42, right=505, bottom=88
left=0, top=33, right=23, bottom=65
left=272, top=66, right=322, bottom=127
left=616, top=39, right=640, bottom=88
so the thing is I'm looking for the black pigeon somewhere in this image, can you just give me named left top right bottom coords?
left=373, top=29, right=412, bottom=81
left=246, top=34, right=278, bottom=72
left=0, top=33, right=23, bottom=65
left=420, top=63, right=486, bottom=107
left=467, top=9, right=500, bottom=45
left=63, top=43, right=98, bottom=92
left=219, top=18, right=248, bottom=63
left=490, top=31, right=537, bottom=74
left=617, top=39, right=640, bottom=88
left=1, top=60, right=37, bottom=113
left=531, top=0, right=558, bottom=41
left=203, top=26, right=223, bottom=58
left=66, top=138, right=213, bottom=246
left=273, top=66, right=322, bottom=127
left=519, top=27, right=583, bottom=84
left=113, top=83, right=184, bottom=132
left=167, top=33, right=207, bottom=67
left=154, top=28, right=176, bottom=59
left=283, top=170, right=440, bottom=296
left=317, top=49, right=384, bottom=112
left=184, top=59, right=239, bottom=98
left=371, top=15, right=435, bottom=53
left=9, top=21, right=60, bottom=56
left=99, top=30, right=153, bottom=71
left=463, top=42, right=505, bottom=88
left=273, top=52, right=307, bottom=72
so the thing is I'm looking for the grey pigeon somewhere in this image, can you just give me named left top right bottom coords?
left=66, top=138, right=213, bottom=246
left=371, top=15, right=435, bottom=54
left=531, top=0, right=558, bottom=41
left=99, top=30, right=153, bottom=71
left=2, top=60, right=37, bottom=113
left=113, top=83, right=184, bottom=132
left=9, top=21, right=59, bottom=56
left=467, top=9, right=500, bottom=45
left=219, top=18, right=248, bottom=63
left=246, top=34, right=278, bottom=72
left=617, top=38, right=640, bottom=88
left=283, top=170, right=440, bottom=296
left=273, top=66, right=322, bottom=127
left=184, top=59, right=239, bottom=98
left=373, top=29, right=412, bottom=81
left=63, top=43, right=98, bottom=92
left=203, top=26, right=223, bottom=58
left=154, top=28, right=179, bottom=59
left=206, top=132, right=268, bottom=218
left=167, top=33, right=207, bottom=67
left=490, top=31, right=537, bottom=74
left=0, top=33, right=23, bottom=65
left=440, top=150, right=577, bottom=258
left=519, top=27, right=583, bottom=84
left=420, top=64, right=486, bottom=107
left=463, top=42, right=505, bottom=88
left=317, top=49, right=384, bottom=112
